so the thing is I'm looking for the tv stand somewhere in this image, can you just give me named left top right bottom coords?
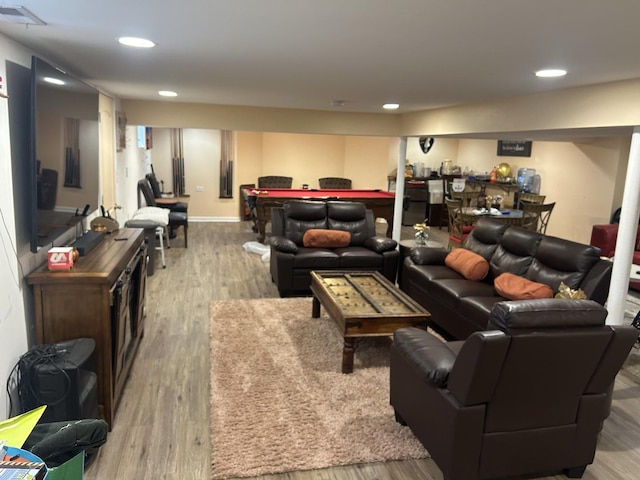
left=27, top=228, right=147, bottom=429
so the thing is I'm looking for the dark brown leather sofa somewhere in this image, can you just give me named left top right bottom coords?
left=269, top=200, right=398, bottom=296
left=401, top=218, right=613, bottom=340
left=390, top=299, right=637, bottom=480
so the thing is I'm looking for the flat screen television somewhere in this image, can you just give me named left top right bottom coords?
left=30, top=55, right=100, bottom=252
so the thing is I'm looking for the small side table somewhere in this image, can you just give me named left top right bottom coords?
left=397, top=239, right=444, bottom=287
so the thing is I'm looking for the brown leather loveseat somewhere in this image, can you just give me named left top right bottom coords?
left=269, top=200, right=398, bottom=296
left=401, top=218, right=613, bottom=339
left=390, top=299, right=637, bottom=480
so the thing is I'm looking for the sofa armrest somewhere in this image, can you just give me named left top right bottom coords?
left=409, top=246, right=450, bottom=265
left=393, top=327, right=458, bottom=387
left=269, top=235, right=299, bottom=253
left=364, top=236, right=397, bottom=253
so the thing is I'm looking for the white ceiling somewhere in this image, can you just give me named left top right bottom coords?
left=1, top=0, right=640, bottom=114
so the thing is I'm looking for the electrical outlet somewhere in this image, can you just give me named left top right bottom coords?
left=196, top=186, right=204, bottom=192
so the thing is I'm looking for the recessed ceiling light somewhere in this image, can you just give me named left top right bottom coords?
left=383, top=103, right=400, bottom=110
left=331, top=100, right=345, bottom=108
left=118, top=37, right=156, bottom=48
left=158, top=90, right=178, bottom=97
left=535, top=69, right=567, bottom=78
left=43, top=76, right=65, bottom=86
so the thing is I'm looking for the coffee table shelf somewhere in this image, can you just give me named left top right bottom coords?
left=310, top=271, right=430, bottom=373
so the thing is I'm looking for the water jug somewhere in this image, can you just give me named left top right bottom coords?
left=517, top=168, right=536, bottom=192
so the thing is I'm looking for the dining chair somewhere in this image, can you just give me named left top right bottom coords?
left=521, top=201, right=556, bottom=234
left=517, top=192, right=546, bottom=209
left=257, top=176, right=293, bottom=188
left=444, top=197, right=475, bottom=248
left=318, top=177, right=352, bottom=189
left=451, top=190, right=482, bottom=208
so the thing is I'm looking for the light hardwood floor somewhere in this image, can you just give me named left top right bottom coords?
left=84, top=222, right=640, bottom=480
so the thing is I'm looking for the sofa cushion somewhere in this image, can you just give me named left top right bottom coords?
left=326, top=201, right=370, bottom=245
left=292, top=247, right=340, bottom=269
left=336, top=246, right=383, bottom=268
left=489, top=227, right=541, bottom=278
left=303, top=229, right=351, bottom=248
left=445, top=248, right=490, bottom=281
left=494, top=273, right=553, bottom=300
left=463, top=218, right=510, bottom=260
left=283, top=201, right=328, bottom=245
left=526, top=236, right=601, bottom=291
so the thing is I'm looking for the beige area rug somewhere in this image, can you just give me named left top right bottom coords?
left=209, top=297, right=429, bottom=479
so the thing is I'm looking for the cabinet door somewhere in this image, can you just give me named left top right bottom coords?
left=111, top=270, right=131, bottom=390
left=132, top=245, right=147, bottom=337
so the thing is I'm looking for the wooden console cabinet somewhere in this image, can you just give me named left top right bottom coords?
left=27, top=228, right=147, bottom=429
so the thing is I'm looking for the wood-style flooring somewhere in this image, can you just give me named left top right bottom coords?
left=84, top=221, right=640, bottom=480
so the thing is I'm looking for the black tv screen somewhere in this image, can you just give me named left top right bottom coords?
left=30, top=56, right=100, bottom=252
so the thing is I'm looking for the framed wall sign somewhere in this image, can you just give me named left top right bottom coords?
left=497, top=140, right=532, bottom=157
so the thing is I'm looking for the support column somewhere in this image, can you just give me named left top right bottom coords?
left=392, top=137, right=407, bottom=241
left=606, top=126, right=640, bottom=325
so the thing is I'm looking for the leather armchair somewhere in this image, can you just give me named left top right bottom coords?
left=390, top=299, right=637, bottom=480
left=269, top=200, right=398, bottom=296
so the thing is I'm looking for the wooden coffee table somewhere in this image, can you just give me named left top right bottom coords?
left=310, top=271, right=430, bottom=373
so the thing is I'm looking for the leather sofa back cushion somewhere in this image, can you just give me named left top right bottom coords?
left=494, top=273, right=553, bottom=300
left=303, top=229, right=351, bottom=248
left=445, top=248, right=490, bottom=281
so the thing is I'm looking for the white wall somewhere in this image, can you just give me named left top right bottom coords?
left=114, top=125, right=150, bottom=224
left=0, top=34, right=32, bottom=419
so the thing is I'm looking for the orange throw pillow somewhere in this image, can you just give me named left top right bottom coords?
left=494, top=273, right=554, bottom=300
left=303, top=229, right=351, bottom=248
left=444, top=248, right=489, bottom=281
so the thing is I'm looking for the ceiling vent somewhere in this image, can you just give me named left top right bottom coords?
left=0, top=6, right=46, bottom=25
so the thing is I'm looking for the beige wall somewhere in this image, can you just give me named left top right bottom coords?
left=145, top=127, right=631, bottom=242
left=99, top=93, right=116, bottom=210
left=452, top=138, right=629, bottom=242
left=400, top=78, right=640, bottom=137
left=150, top=130, right=395, bottom=220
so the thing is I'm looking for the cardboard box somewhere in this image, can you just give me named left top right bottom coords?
left=48, top=247, right=74, bottom=270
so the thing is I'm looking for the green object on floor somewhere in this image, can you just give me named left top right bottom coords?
left=45, top=452, right=84, bottom=480
left=0, top=405, right=47, bottom=448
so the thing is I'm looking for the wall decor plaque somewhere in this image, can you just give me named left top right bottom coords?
left=497, top=140, right=532, bottom=157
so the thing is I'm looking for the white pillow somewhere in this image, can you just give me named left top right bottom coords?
left=131, top=206, right=169, bottom=226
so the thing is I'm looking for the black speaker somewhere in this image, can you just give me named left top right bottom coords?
left=19, top=338, right=99, bottom=423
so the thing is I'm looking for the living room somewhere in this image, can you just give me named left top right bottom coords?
left=2, top=2, right=640, bottom=479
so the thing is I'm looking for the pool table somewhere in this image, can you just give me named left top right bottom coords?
left=242, top=188, right=396, bottom=242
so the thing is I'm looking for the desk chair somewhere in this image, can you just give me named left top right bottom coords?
left=521, top=201, right=555, bottom=234
left=138, top=179, right=188, bottom=247
left=257, top=176, right=293, bottom=188
left=318, top=177, right=352, bottom=189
